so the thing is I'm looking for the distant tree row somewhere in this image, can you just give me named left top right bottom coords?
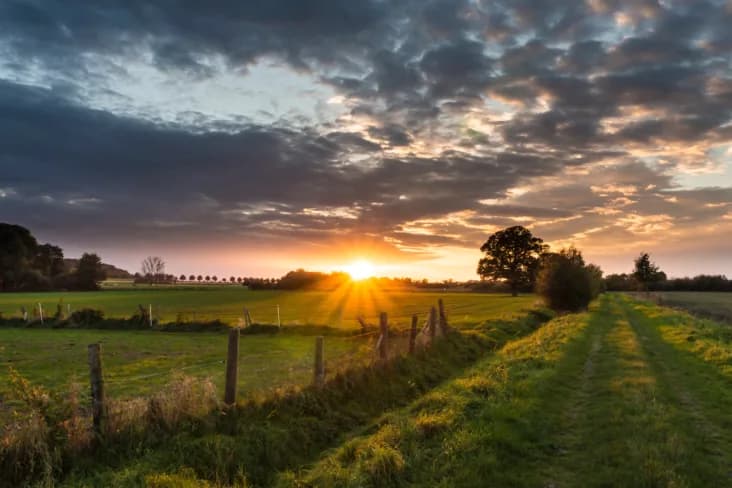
left=0, top=223, right=106, bottom=291
left=606, top=253, right=732, bottom=292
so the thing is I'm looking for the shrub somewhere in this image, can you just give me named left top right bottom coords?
left=69, top=308, right=104, bottom=326
left=536, top=248, right=602, bottom=312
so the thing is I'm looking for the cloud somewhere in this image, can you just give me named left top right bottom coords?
left=2, top=0, right=732, bottom=276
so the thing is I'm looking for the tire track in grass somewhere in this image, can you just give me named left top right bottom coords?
left=623, top=296, right=732, bottom=483
left=538, top=295, right=697, bottom=487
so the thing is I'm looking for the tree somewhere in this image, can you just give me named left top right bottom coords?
left=478, top=226, right=546, bottom=296
left=189, top=274, right=195, bottom=281
left=179, top=274, right=186, bottom=281
left=536, top=248, right=602, bottom=312
left=0, top=223, right=39, bottom=290
left=141, top=256, right=165, bottom=284
left=197, top=275, right=203, bottom=282
left=76, top=253, right=106, bottom=290
left=35, top=243, right=65, bottom=278
left=212, top=275, right=218, bottom=282
left=633, top=252, right=664, bottom=292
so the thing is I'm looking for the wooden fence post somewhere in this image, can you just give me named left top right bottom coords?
left=277, top=305, right=281, bottom=328
left=243, top=308, right=252, bottom=327
left=148, top=304, right=153, bottom=328
left=21, top=306, right=28, bottom=322
left=38, top=302, right=44, bottom=325
left=379, top=312, right=388, bottom=361
left=429, top=306, right=437, bottom=342
left=87, top=343, right=106, bottom=435
left=314, top=336, right=325, bottom=387
left=438, top=298, right=448, bottom=335
left=224, top=328, right=240, bottom=405
left=409, top=314, right=418, bottom=355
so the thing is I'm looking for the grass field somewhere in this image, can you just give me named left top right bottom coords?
left=0, top=286, right=536, bottom=328
left=0, top=289, right=535, bottom=405
left=15, top=292, right=732, bottom=486
left=652, top=291, right=732, bottom=323
left=289, top=294, right=732, bottom=487
left=0, top=329, right=368, bottom=402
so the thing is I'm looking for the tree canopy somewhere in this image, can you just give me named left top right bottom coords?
left=633, top=252, right=665, bottom=291
left=477, top=226, right=546, bottom=296
left=0, top=223, right=108, bottom=291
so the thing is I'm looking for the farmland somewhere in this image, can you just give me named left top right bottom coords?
left=9, top=291, right=732, bottom=486
left=0, top=288, right=535, bottom=408
left=0, top=286, right=536, bottom=328
left=651, top=291, right=732, bottom=323
left=0, top=329, right=369, bottom=401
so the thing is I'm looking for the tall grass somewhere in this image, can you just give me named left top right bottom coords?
left=1, top=310, right=551, bottom=486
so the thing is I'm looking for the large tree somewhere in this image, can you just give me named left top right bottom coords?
left=633, top=252, right=665, bottom=292
left=478, top=226, right=546, bottom=296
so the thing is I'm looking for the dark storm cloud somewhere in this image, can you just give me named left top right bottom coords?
left=0, top=81, right=582, bottom=249
left=2, top=0, right=732, bottom=264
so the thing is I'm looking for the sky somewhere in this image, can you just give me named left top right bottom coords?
left=1, top=0, right=732, bottom=280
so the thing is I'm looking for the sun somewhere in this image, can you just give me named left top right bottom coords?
left=344, top=260, right=375, bottom=281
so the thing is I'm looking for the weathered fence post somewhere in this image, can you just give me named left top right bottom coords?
left=67, top=303, right=71, bottom=317
left=314, top=336, right=325, bottom=387
left=277, top=305, right=281, bottom=328
left=38, top=302, right=44, bottom=325
left=21, top=306, right=28, bottom=322
left=243, top=308, right=252, bottom=327
left=148, top=304, right=153, bottom=328
left=429, top=306, right=437, bottom=343
left=87, top=343, right=106, bottom=435
left=409, top=314, right=418, bottom=355
left=438, top=298, right=448, bottom=335
left=378, top=312, right=388, bottom=361
left=224, top=328, right=240, bottom=405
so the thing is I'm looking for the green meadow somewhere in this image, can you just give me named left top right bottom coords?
left=0, top=286, right=536, bottom=328
left=0, top=329, right=368, bottom=401
left=0, top=289, right=535, bottom=404
left=10, top=292, right=732, bottom=486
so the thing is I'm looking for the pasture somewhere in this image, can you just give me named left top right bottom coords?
left=0, top=329, right=368, bottom=402
left=0, top=286, right=536, bottom=328
left=0, top=288, right=535, bottom=402
left=34, top=292, right=732, bottom=487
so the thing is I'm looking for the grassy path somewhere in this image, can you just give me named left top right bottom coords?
left=536, top=294, right=732, bottom=487
left=294, top=294, right=732, bottom=487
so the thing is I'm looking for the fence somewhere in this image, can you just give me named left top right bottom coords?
left=76, top=297, right=453, bottom=430
left=0, top=295, right=490, bottom=330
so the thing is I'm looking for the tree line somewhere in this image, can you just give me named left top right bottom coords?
left=605, top=252, right=732, bottom=292
left=0, top=223, right=106, bottom=291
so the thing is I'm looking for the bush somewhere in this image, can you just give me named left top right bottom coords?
left=536, top=248, right=602, bottom=312
left=69, top=308, right=104, bottom=326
